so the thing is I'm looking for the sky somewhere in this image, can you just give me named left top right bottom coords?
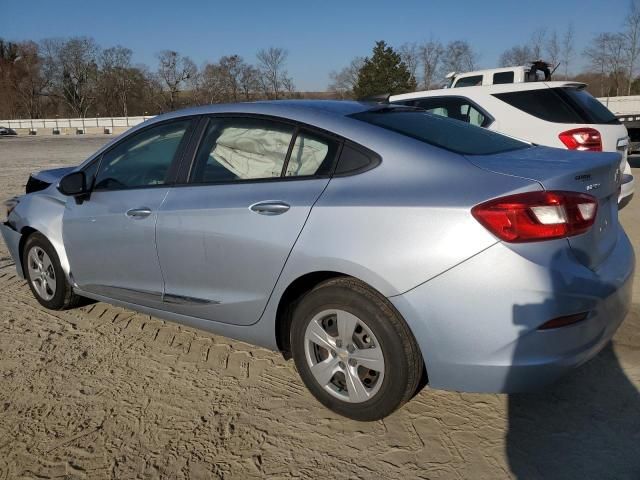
left=0, top=0, right=631, bottom=91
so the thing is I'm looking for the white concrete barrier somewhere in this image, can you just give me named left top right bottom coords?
left=0, top=115, right=156, bottom=133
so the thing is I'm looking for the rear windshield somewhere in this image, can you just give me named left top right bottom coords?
left=350, top=109, right=529, bottom=155
left=560, top=88, right=619, bottom=124
left=493, top=87, right=619, bottom=124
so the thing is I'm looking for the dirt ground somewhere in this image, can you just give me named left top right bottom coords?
left=0, top=135, right=639, bottom=480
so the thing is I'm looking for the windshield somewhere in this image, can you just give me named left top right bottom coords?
left=350, top=109, right=530, bottom=155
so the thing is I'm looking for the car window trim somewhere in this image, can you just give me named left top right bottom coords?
left=89, top=116, right=199, bottom=193
left=182, top=113, right=346, bottom=187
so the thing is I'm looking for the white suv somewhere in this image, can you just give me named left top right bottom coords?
left=391, top=81, right=635, bottom=208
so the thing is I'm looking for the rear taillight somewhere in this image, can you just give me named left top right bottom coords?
left=558, top=128, right=602, bottom=152
left=471, top=191, right=598, bottom=243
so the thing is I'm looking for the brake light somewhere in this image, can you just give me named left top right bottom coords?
left=558, top=128, right=602, bottom=152
left=471, top=191, right=598, bottom=242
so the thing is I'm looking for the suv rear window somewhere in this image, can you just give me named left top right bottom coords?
left=560, top=87, right=619, bottom=124
left=350, top=109, right=529, bottom=155
left=493, top=87, right=620, bottom=124
left=493, top=89, right=582, bottom=123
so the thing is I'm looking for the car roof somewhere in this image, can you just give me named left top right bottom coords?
left=147, top=100, right=375, bottom=125
left=390, top=81, right=587, bottom=102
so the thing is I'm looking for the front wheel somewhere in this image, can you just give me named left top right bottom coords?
left=291, top=277, right=423, bottom=421
left=23, top=232, right=81, bottom=310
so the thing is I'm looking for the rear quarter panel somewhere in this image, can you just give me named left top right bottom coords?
left=262, top=133, right=543, bottom=311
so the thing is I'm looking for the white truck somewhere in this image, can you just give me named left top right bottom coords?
left=446, top=61, right=553, bottom=88
left=597, top=96, right=640, bottom=153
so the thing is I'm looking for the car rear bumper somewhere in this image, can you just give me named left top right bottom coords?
left=619, top=173, right=635, bottom=209
left=390, top=228, right=634, bottom=393
left=0, top=222, right=24, bottom=278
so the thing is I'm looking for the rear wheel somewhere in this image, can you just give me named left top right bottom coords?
left=291, top=277, right=423, bottom=421
left=23, top=232, right=81, bottom=310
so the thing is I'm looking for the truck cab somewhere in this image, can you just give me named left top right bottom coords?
left=447, top=61, right=552, bottom=88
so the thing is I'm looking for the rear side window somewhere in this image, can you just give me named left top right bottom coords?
left=350, top=110, right=528, bottom=155
left=285, top=130, right=339, bottom=177
left=454, top=75, right=483, bottom=88
left=412, top=97, right=491, bottom=127
left=493, top=72, right=514, bottom=84
left=493, top=89, right=583, bottom=123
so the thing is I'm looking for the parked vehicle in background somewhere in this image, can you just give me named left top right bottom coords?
left=0, top=126, right=17, bottom=136
left=391, top=81, right=635, bottom=208
left=446, top=61, right=553, bottom=88
left=597, top=95, right=640, bottom=154
left=0, top=101, right=633, bottom=420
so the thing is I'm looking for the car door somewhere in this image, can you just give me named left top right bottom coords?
left=155, top=116, right=340, bottom=325
left=62, top=118, right=194, bottom=306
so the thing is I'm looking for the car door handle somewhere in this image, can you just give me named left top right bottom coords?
left=126, top=207, right=152, bottom=218
left=249, top=201, right=290, bottom=216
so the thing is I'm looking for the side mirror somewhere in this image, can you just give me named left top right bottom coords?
left=58, top=171, right=87, bottom=197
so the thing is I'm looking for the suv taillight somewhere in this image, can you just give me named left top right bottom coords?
left=558, top=128, right=602, bottom=151
left=472, top=191, right=598, bottom=243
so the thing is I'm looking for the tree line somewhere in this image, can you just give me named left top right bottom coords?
left=3, top=2, right=640, bottom=120
left=332, top=1, right=640, bottom=99
left=0, top=38, right=296, bottom=120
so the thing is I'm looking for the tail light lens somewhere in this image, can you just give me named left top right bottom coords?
left=558, top=128, right=602, bottom=151
left=471, top=191, right=598, bottom=243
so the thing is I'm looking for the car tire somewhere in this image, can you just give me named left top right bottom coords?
left=291, top=277, right=423, bottom=421
left=23, top=232, right=81, bottom=310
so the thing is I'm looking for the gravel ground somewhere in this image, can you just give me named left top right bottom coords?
left=0, top=135, right=639, bottom=480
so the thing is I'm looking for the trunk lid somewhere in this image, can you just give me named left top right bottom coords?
left=466, top=146, right=622, bottom=270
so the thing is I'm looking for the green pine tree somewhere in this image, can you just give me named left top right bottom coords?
left=353, top=41, right=417, bottom=98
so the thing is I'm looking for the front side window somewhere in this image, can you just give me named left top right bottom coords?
left=454, top=75, right=483, bottom=88
left=94, top=120, right=190, bottom=190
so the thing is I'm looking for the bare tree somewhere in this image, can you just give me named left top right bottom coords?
left=8, top=41, right=52, bottom=118
left=418, top=39, right=443, bottom=89
left=546, top=30, right=561, bottom=69
left=499, top=45, right=533, bottom=67
left=585, top=33, right=623, bottom=97
left=218, top=54, right=245, bottom=101
left=561, top=24, right=575, bottom=80
left=156, top=50, right=197, bottom=111
left=99, top=46, right=134, bottom=116
left=625, top=0, right=640, bottom=95
left=439, top=40, right=478, bottom=79
left=531, top=28, right=548, bottom=59
left=328, top=57, right=364, bottom=98
left=195, top=62, right=227, bottom=104
left=607, top=33, right=627, bottom=96
left=399, top=42, right=420, bottom=86
left=47, top=37, right=100, bottom=118
left=256, top=47, right=292, bottom=99
left=239, top=63, right=260, bottom=100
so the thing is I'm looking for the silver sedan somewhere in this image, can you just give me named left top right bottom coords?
left=1, top=101, right=634, bottom=420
